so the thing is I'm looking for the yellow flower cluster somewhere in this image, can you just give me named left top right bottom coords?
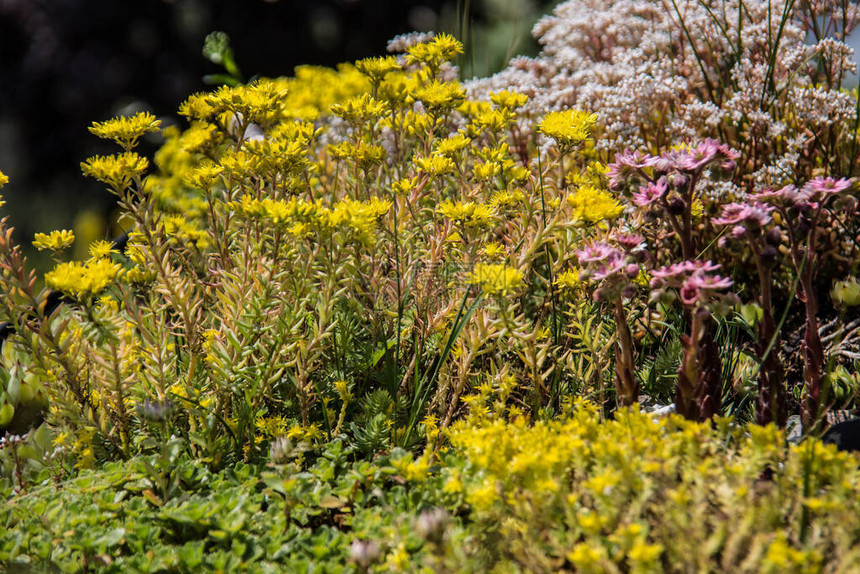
left=330, top=94, right=387, bottom=125
left=445, top=404, right=860, bottom=572
left=45, top=258, right=121, bottom=301
left=234, top=195, right=391, bottom=247
left=412, top=79, right=466, bottom=111
left=180, top=79, right=290, bottom=128
left=433, top=134, right=472, bottom=157
left=391, top=452, right=431, bottom=482
left=438, top=200, right=496, bottom=229
left=88, top=239, right=117, bottom=259
left=554, top=269, right=581, bottom=290
left=473, top=143, right=528, bottom=183
left=286, top=423, right=323, bottom=443
left=33, top=229, right=75, bottom=253
left=413, top=154, right=455, bottom=176
left=490, top=189, right=525, bottom=210
left=162, top=215, right=210, bottom=250
left=489, top=90, right=528, bottom=110
left=81, top=152, right=149, bottom=191
left=0, top=170, right=6, bottom=207
left=566, top=185, right=624, bottom=222
left=406, top=32, right=464, bottom=69
left=88, top=111, right=161, bottom=150
left=327, top=197, right=392, bottom=246
left=328, top=141, right=385, bottom=168
left=255, top=415, right=288, bottom=438
left=280, top=64, right=370, bottom=121
left=355, top=55, right=401, bottom=85
left=142, top=127, right=210, bottom=219
left=539, top=109, right=599, bottom=148
left=470, top=263, right=525, bottom=297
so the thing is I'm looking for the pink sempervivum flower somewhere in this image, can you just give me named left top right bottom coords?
left=677, top=139, right=719, bottom=172
left=651, top=260, right=732, bottom=306
left=614, top=149, right=653, bottom=169
left=645, top=151, right=682, bottom=173
left=614, top=232, right=645, bottom=250
left=803, top=176, right=852, bottom=196
left=716, top=142, right=741, bottom=161
left=713, top=202, right=773, bottom=229
left=607, top=149, right=653, bottom=191
left=752, top=184, right=810, bottom=208
left=679, top=272, right=734, bottom=306
left=632, top=178, right=668, bottom=206
left=592, top=256, right=629, bottom=281
left=576, top=241, right=619, bottom=263
left=714, top=142, right=740, bottom=175
left=651, top=260, right=720, bottom=284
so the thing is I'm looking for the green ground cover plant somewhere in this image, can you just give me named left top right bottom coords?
left=2, top=0, right=860, bottom=571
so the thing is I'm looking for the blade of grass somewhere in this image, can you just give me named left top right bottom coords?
left=403, top=286, right=483, bottom=445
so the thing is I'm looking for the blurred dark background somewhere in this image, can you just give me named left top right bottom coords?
left=0, top=0, right=557, bottom=265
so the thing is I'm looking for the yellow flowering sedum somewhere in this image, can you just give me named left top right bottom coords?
left=442, top=403, right=860, bottom=571
left=554, top=269, right=581, bottom=290
left=81, top=152, right=149, bottom=191
left=330, top=94, right=387, bottom=125
left=539, top=109, right=598, bottom=148
left=413, top=154, right=455, bottom=176
left=33, top=229, right=75, bottom=253
left=489, top=90, right=528, bottom=109
left=88, top=239, right=116, bottom=259
left=433, top=134, right=472, bottom=157
left=279, top=64, right=369, bottom=121
left=255, top=415, right=288, bottom=438
left=566, top=185, right=624, bottom=222
left=328, top=141, right=385, bottom=168
left=412, top=79, right=466, bottom=110
left=162, top=215, right=210, bottom=250
left=480, top=242, right=506, bottom=259
left=180, top=79, right=290, bottom=127
left=355, top=55, right=401, bottom=85
left=490, top=189, right=525, bottom=209
left=327, top=197, right=392, bottom=246
left=470, top=263, right=524, bottom=297
left=46, top=258, right=121, bottom=301
left=88, top=111, right=161, bottom=150
left=438, top=200, right=496, bottom=229
left=406, top=32, right=463, bottom=68
left=471, top=108, right=516, bottom=133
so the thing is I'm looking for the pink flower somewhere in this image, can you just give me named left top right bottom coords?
left=716, top=142, right=740, bottom=161
left=613, top=149, right=653, bottom=169
left=592, top=256, right=627, bottom=280
left=614, top=232, right=645, bottom=250
left=679, top=282, right=701, bottom=305
left=676, top=139, right=719, bottom=171
left=713, top=202, right=772, bottom=229
left=679, top=272, right=733, bottom=305
left=752, top=184, right=810, bottom=207
left=802, top=177, right=852, bottom=197
left=713, top=203, right=747, bottom=225
left=645, top=151, right=681, bottom=173
left=632, top=178, right=668, bottom=206
left=692, top=272, right=734, bottom=291
left=651, top=260, right=719, bottom=283
left=576, top=241, right=619, bottom=264
left=652, top=260, right=733, bottom=306
left=608, top=149, right=653, bottom=191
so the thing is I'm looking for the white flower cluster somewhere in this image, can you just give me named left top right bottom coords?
left=467, top=0, right=860, bottom=182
